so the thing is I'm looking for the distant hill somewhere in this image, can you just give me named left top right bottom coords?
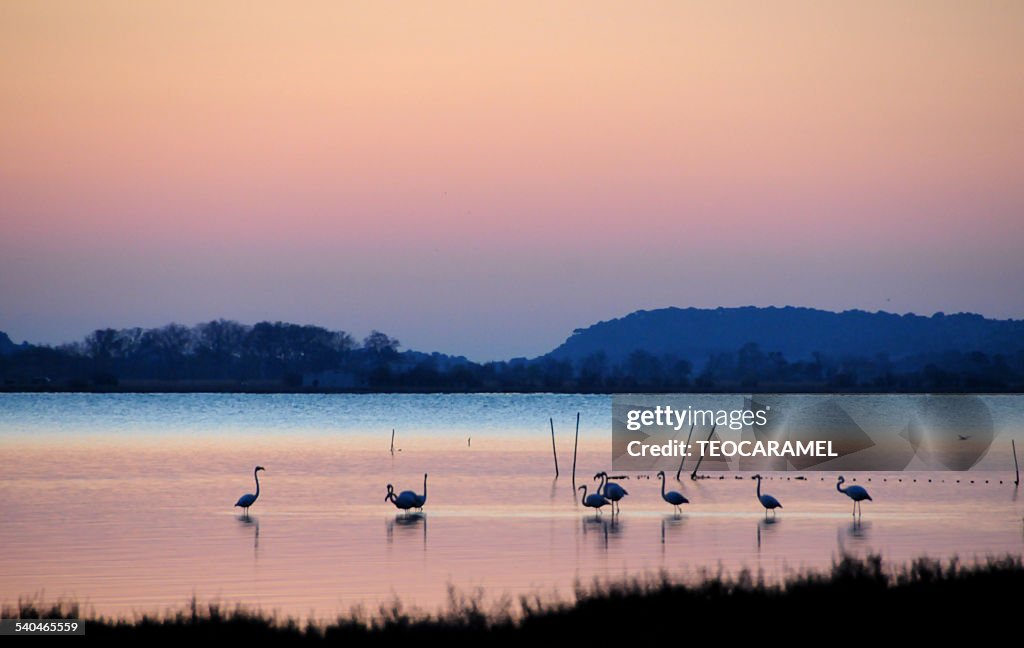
left=0, top=331, right=23, bottom=355
left=545, top=307, right=1024, bottom=369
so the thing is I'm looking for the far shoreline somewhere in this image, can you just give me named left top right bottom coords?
left=3, top=384, right=1024, bottom=395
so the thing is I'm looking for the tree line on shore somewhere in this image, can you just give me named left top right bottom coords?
left=1, top=319, right=1022, bottom=392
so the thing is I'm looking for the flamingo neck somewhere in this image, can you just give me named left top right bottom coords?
left=253, top=469, right=261, bottom=500
left=836, top=480, right=846, bottom=494
left=422, top=475, right=427, bottom=502
left=660, top=474, right=666, bottom=498
left=579, top=486, right=587, bottom=505
left=756, top=477, right=761, bottom=498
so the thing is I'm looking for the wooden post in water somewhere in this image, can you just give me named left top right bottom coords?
left=690, top=424, right=717, bottom=480
left=676, top=423, right=695, bottom=481
left=390, top=429, right=395, bottom=454
left=550, top=417, right=560, bottom=478
left=572, top=412, right=580, bottom=486
left=1013, top=439, right=1020, bottom=486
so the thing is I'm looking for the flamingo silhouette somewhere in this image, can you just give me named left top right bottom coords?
left=836, top=475, right=872, bottom=517
left=594, top=472, right=628, bottom=514
left=385, top=483, right=419, bottom=512
left=753, top=474, right=782, bottom=518
left=578, top=484, right=611, bottom=515
left=656, top=470, right=689, bottom=513
left=234, top=466, right=265, bottom=514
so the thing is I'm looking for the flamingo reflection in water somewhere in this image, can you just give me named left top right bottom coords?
left=386, top=512, right=427, bottom=546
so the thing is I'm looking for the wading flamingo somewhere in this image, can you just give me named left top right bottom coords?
left=578, top=485, right=610, bottom=515
left=412, top=473, right=428, bottom=511
left=836, top=475, right=872, bottom=517
left=385, top=484, right=419, bottom=512
left=234, top=466, right=265, bottom=514
left=753, top=474, right=782, bottom=518
left=656, top=470, right=689, bottom=513
left=594, top=471, right=629, bottom=514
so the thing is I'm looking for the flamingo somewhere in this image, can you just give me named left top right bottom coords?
left=594, top=471, right=628, bottom=514
left=837, top=475, right=872, bottom=517
left=578, top=485, right=610, bottom=515
left=234, top=466, right=265, bottom=514
left=385, top=484, right=419, bottom=512
left=753, top=474, right=782, bottom=518
left=412, top=473, right=428, bottom=511
left=656, top=470, right=689, bottom=513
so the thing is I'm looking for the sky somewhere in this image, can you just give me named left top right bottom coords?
left=1, top=1, right=1023, bottom=360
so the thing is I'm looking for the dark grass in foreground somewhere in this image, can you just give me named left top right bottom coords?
left=9, top=555, right=1024, bottom=644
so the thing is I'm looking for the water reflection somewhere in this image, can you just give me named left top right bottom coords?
left=581, top=515, right=624, bottom=549
left=846, top=519, right=871, bottom=540
left=756, top=517, right=780, bottom=550
left=3, top=392, right=1024, bottom=620
left=836, top=519, right=872, bottom=555
left=236, top=514, right=259, bottom=555
left=660, top=514, right=686, bottom=552
left=386, top=513, right=427, bottom=548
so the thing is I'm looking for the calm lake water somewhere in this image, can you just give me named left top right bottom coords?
left=1, top=393, right=1023, bottom=619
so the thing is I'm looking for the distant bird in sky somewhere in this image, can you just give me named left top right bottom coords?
left=754, top=474, right=782, bottom=518
left=594, top=471, right=628, bottom=514
left=836, top=475, right=872, bottom=517
left=958, top=434, right=972, bottom=441
left=657, top=470, right=689, bottom=513
left=234, top=465, right=265, bottom=514
left=578, top=485, right=610, bottom=514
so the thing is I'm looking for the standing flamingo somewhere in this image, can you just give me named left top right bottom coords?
left=594, top=472, right=628, bottom=514
left=234, top=466, right=265, bottom=514
left=753, top=474, right=782, bottom=518
left=656, top=470, right=689, bottom=513
left=836, top=475, right=872, bottom=517
left=578, top=485, right=610, bottom=515
left=385, top=484, right=419, bottom=512
left=412, top=473, right=428, bottom=511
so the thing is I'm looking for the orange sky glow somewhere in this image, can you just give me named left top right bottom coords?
left=2, top=1, right=1022, bottom=358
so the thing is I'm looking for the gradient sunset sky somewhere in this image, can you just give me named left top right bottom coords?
left=2, top=1, right=1022, bottom=359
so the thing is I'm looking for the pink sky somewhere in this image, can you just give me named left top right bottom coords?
left=2, top=1, right=1023, bottom=359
